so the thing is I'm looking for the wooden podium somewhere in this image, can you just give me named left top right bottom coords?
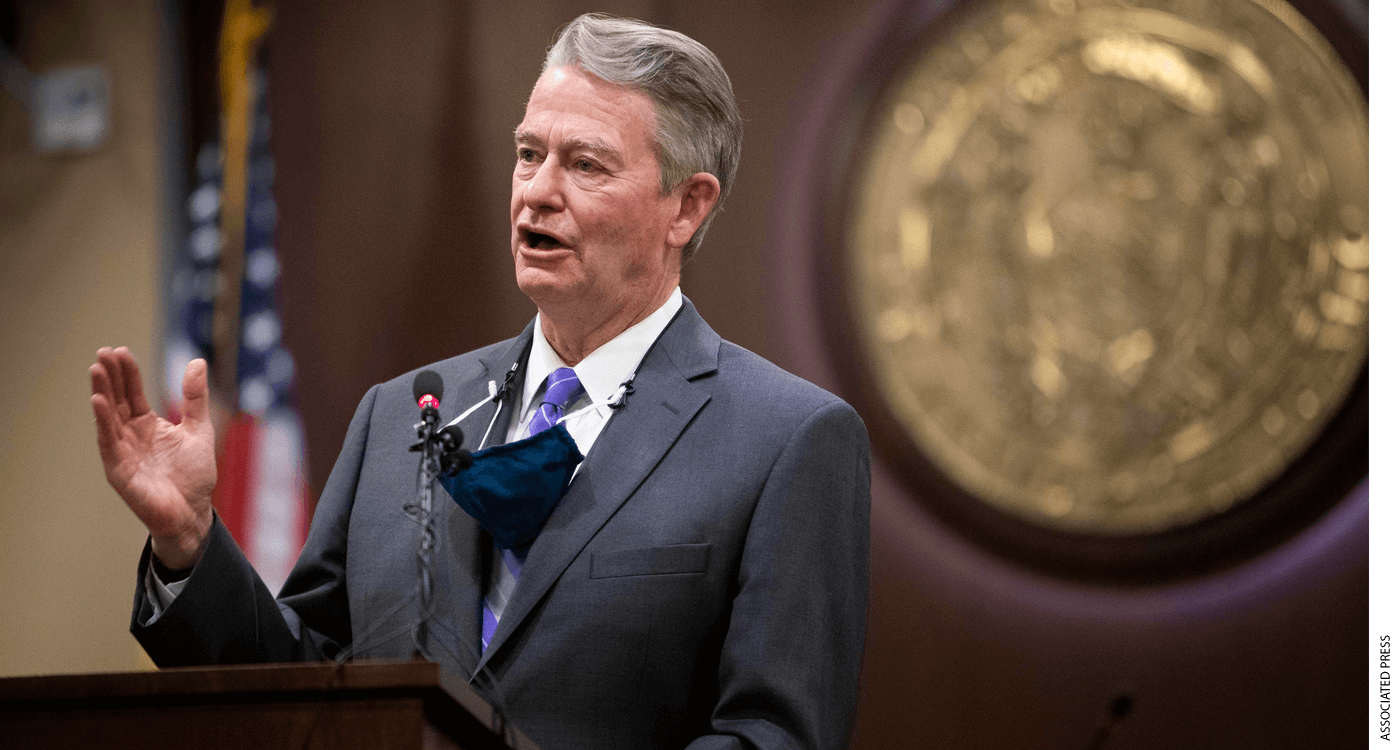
left=0, top=661, right=540, bottom=749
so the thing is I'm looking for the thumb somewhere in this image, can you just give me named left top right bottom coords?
left=181, top=358, right=211, bottom=427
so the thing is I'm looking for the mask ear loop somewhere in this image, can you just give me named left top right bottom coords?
left=477, top=362, right=521, bottom=450
left=556, top=373, right=635, bottom=428
left=555, top=401, right=609, bottom=426
left=553, top=377, right=633, bottom=481
left=607, top=374, right=636, bottom=410
left=462, top=370, right=633, bottom=455
left=437, top=360, right=522, bottom=451
left=438, top=380, right=504, bottom=450
left=441, top=389, right=496, bottom=430
left=476, top=397, right=506, bottom=452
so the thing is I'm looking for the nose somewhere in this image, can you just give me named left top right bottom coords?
left=522, top=155, right=565, bottom=213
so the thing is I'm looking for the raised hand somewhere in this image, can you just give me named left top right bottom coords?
left=90, top=347, right=216, bottom=570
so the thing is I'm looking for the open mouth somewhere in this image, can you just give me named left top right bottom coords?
left=523, top=230, right=567, bottom=250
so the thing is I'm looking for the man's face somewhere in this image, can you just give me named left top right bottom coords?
left=511, top=66, right=683, bottom=317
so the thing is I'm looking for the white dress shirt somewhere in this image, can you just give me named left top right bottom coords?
left=508, top=285, right=683, bottom=456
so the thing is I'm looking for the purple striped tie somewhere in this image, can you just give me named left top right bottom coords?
left=481, top=367, right=584, bottom=651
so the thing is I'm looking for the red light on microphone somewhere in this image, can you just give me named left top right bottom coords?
left=412, top=370, right=444, bottom=413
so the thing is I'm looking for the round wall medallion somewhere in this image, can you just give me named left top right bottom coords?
left=825, top=0, right=1367, bottom=577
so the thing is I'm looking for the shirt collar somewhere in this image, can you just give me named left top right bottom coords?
left=521, top=286, right=683, bottom=416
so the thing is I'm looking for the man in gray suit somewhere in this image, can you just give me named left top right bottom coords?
left=91, top=14, right=869, bottom=750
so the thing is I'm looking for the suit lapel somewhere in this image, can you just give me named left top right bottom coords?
left=428, top=326, right=531, bottom=670
left=442, top=328, right=532, bottom=452
left=477, top=300, right=720, bottom=670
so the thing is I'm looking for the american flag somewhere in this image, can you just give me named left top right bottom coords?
left=165, top=68, right=308, bottom=594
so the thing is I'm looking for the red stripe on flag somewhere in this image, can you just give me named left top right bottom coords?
left=214, top=413, right=259, bottom=548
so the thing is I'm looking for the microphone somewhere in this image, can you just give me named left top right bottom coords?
left=413, top=370, right=443, bottom=411
left=440, top=424, right=474, bottom=477
left=408, top=369, right=447, bottom=659
left=439, top=424, right=463, bottom=453
left=413, top=370, right=444, bottom=438
left=410, top=371, right=464, bottom=463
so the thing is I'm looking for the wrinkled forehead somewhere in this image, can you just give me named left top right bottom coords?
left=519, top=66, right=659, bottom=150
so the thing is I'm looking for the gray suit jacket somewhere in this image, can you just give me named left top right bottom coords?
left=133, top=299, right=870, bottom=750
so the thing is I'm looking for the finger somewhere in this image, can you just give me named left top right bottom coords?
left=91, top=392, right=123, bottom=468
left=181, top=358, right=211, bottom=427
left=89, top=362, right=115, bottom=404
left=116, top=347, right=152, bottom=417
left=98, top=347, right=129, bottom=414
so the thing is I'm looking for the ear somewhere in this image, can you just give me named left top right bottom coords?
left=665, top=172, right=722, bottom=250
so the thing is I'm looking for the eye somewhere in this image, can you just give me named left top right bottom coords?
left=576, top=158, right=596, bottom=172
left=517, top=147, right=539, bottom=163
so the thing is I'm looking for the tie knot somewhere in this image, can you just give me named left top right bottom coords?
left=527, top=367, right=584, bottom=437
left=542, top=367, right=583, bottom=408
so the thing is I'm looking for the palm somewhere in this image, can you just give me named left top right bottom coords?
left=92, top=348, right=217, bottom=567
left=105, top=409, right=215, bottom=537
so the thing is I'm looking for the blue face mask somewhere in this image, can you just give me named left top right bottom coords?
left=437, top=423, right=584, bottom=552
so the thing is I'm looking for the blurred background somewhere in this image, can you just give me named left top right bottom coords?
left=0, top=0, right=1368, bottom=747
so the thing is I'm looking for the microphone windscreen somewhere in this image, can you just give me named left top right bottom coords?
left=413, top=370, right=444, bottom=401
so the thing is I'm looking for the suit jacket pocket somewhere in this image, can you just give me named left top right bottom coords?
left=590, top=543, right=711, bottom=579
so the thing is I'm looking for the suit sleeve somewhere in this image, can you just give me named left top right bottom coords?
left=130, top=384, right=381, bottom=666
left=690, top=399, right=872, bottom=750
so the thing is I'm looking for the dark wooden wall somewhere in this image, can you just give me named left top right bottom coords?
left=267, top=0, right=884, bottom=469
left=264, top=1, right=1367, bottom=747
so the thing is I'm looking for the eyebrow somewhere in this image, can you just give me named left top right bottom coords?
left=514, top=129, right=622, bottom=162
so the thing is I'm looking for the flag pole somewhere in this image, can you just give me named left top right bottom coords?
left=211, top=0, right=273, bottom=409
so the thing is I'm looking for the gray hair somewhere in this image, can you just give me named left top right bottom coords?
left=544, top=13, right=743, bottom=263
